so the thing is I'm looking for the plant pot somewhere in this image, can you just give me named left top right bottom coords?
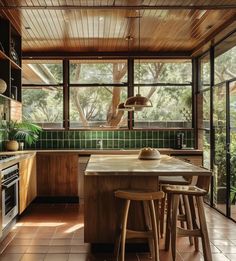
left=5, top=140, right=19, bottom=151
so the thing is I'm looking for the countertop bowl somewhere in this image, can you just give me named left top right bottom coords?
left=138, top=147, right=161, bottom=160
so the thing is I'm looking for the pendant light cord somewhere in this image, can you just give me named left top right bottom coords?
left=138, top=10, right=141, bottom=95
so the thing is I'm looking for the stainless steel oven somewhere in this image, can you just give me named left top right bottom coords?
left=1, top=164, right=19, bottom=229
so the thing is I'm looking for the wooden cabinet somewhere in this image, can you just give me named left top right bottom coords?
left=37, top=152, right=79, bottom=197
left=0, top=17, right=22, bottom=102
left=19, top=153, right=37, bottom=214
left=173, top=155, right=203, bottom=167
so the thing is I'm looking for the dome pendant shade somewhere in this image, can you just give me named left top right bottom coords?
left=124, top=94, right=152, bottom=108
left=117, top=102, right=134, bottom=111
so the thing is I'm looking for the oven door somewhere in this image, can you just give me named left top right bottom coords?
left=2, top=176, right=19, bottom=229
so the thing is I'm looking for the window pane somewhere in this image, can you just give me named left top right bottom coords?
left=70, top=86, right=128, bottom=128
left=22, top=86, right=63, bottom=128
left=70, top=60, right=127, bottom=84
left=215, top=32, right=236, bottom=84
left=198, top=90, right=210, bottom=129
left=134, top=59, right=192, bottom=84
left=22, top=60, right=63, bottom=84
left=200, top=52, right=210, bottom=90
left=134, top=86, right=192, bottom=128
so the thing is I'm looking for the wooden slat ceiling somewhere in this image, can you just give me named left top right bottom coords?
left=0, top=0, right=236, bottom=56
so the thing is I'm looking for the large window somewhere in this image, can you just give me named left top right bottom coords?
left=22, top=60, right=63, bottom=128
left=133, top=59, right=192, bottom=128
left=22, top=58, right=193, bottom=129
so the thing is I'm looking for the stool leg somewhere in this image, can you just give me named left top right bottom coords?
left=188, top=195, right=199, bottom=251
left=149, top=200, right=160, bottom=261
left=171, top=194, right=180, bottom=261
left=183, top=195, right=193, bottom=246
left=178, top=195, right=185, bottom=229
left=196, top=196, right=212, bottom=261
left=165, top=193, right=172, bottom=251
left=143, top=201, right=154, bottom=258
left=120, top=199, right=130, bottom=261
left=160, top=193, right=166, bottom=238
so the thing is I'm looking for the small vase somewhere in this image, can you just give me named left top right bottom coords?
left=5, top=140, right=19, bottom=151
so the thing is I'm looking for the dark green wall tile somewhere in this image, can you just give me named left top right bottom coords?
left=119, top=131, right=124, bottom=139
left=142, top=132, right=147, bottom=139
left=114, top=131, right=118, bottom=139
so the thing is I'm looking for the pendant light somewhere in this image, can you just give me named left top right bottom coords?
left=124, top=11, right=152, bottom=110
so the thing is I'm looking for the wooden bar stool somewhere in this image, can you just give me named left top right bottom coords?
left=114, top=190, right=164, bottom=261
left=159, top=176, right=193, bottom=239
left=163, top=182, right=212, bottom=261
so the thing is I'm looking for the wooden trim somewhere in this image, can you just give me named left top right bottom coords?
left=22, top=51, right=192, bottom=59
left=63, top=59, right=69, bottom=130
left=1, top=5, right=236, bottom=10
left=191, top=13, right=236, bottom=56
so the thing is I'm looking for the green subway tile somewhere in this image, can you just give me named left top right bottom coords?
left=130, top=131, right=135, bottom=139
left=75, top=140, right=80, bottom=148
left=64, top=132, right=69, bottom=139
left=124, top=141, right=130, bottom=149
left=80, top=131, right=85, bottom=139
left=164, top=140, right=170, bottom=147
left=75, top=131, right=80, bottom=139
left=92, top=132, right=97, bottom=139
left=135, top=131, right=141, bottom=139
left=135, top=140, right=141, bottom=148
left=187, top=131, right=192, bottom=139
left=103, top=140, right=107, bottom=148
left=158, top=140, right=163, bottom=148
left=147, top=140, right=152, bottom=147
left=81, top=140, right=85, bottom=148
left=119, top=131, right=124, bottom=139
left=141, top=140, right=147, bottom=147
left=68, top=132, right=74, bottom=139
left=53, top=140, right=58, bottom=148
left=152, top=140, right=158, bottom=148
left=164, top=131, right=169, bottom=139
left=125, top=131, right=130, bottom=139
left=96, top=131, right=102, bottom=139
left=130, top=140, right=135, bottom=148
left=114, top=131, right=118, bottom=139
left=42, top=132, right=47, bottom=139
left=169, top=139, right=175, bottom=148
left=107, top=140, right=113, bottom=148
left=119, top=140, right=124, bottom=148
left=86, top=140, right=92, bottom=148
left=169, top=131, right=175, bottom=139
left=159, top=131, right=164, bottom=139
left=114, top=140, right=119, bottom=148
left=148, top=131, right=152, bottom=139
left=108, top=131, right=113, bottom=139
left=64, top=140, right=69, bottom=148
left=142, top=131, right=147, bottom=139
left=58, top=131, right=64, bottom=139
left=91, top=140, right=96, bottom=148
left=153, top=131, right=158, bottom=139
left=58, top=140, right=64, bottom=148
left=52, top=132, right=58, bottom=139
left=103, top=131, right=108, bottom=139
left=69, top=140, right=75, bottom=148
left=42, top=140, right=47, bottom=149
left=85, top=132, right=91, bottom=139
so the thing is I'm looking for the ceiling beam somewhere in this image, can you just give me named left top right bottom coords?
left=22, top=51, right=192, bottom=59
left=0, top=4, right=236, bottom=10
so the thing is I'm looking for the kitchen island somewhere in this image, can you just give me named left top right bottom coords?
left=84, top=154, right=211, bottom=243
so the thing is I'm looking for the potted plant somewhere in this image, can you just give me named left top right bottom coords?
left=0, top=120, right=42, bottom=151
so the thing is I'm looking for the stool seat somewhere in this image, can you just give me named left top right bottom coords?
left=162, top=185, right=207, bottom=196
left=114, top=189, right=164, bottom=261
left=115, top=190, right=164, bottom=201
left=159, top=176, right=190, bottom=185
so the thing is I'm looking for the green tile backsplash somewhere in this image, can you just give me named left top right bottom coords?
left=22, top=130, right=194, bottom=150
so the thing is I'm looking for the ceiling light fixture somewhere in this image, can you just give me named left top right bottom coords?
left=124, top=12, right=152, bottom=110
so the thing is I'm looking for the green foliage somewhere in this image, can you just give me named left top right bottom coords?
left=0, top=120, right=42, bottom=145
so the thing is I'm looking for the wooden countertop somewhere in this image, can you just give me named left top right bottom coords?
left=85, top=154, right=211, bottom=176
left=0, top=148, right=203, bottom=155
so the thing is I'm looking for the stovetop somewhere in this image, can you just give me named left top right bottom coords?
left=0, top=155, right=18, bottom=163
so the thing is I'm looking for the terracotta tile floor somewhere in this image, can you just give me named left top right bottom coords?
left=0, top=203, right=236, bottom=260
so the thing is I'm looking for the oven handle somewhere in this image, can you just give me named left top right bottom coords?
left=2, top=177, right=20, bottom=190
